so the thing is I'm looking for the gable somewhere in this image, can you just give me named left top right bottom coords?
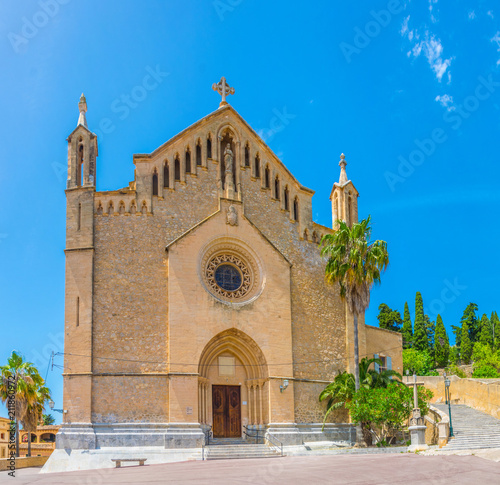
left=133, top=105, right=313, bottom=196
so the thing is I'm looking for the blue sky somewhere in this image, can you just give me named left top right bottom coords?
left=1, top=0, right=499, bottom=421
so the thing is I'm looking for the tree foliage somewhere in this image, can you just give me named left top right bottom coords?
left=42, top=414, right=55, bottom=426
left=403, top=349, right=437, bottom=376
left=461, top=303, right=479, bottom=344
left=321, top=216, right=389, bottom=389
left=401, top=302, right=413, bottom=349
left=0, top=351, right=51, bottom=457
left=492, top=311, right=500, bottom=349
left=479, top=314, right=493, bottom=347
left=346, top=383, right=433, bottom=445
left=377, top=303, right=402, bottom=332
left=413, top=292, right=428, bottom=352
left=460, top=320, right=473, bottom=364
left=434, top=314, right=450, bottom=368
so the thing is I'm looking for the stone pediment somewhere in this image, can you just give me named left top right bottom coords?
left=165, top=198, right=290, bottom=267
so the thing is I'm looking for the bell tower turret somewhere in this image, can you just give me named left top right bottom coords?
left=330, top=153, right=359, bottom=228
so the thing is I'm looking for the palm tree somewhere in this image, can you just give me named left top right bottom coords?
left=0, top=351, right=51, bottom=457
left=321, top=216, right=389, bottom=390
left=319, top=371, right=355, bottom=428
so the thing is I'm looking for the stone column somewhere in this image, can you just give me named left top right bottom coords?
left=246, top=383, right=253, bottom=425
left=252, top=385, right=257, bottom=427
left=169, top=159, right=175, bottom=188
left=180, top=152, right=186, bottom=184
left=259, top=382, right=264, bottom=425
left=158, top=164, right=164, bottom=198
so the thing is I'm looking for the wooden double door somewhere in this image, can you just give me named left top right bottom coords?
left=212, top=385, right=241, bottom=438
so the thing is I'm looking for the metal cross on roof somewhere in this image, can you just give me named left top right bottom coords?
left=212, top=77, right=235, bottom=107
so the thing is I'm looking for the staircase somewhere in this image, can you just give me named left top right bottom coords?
left=204, top=438, right=282, bottom=460
left=434, top=404, right=500, bottom=450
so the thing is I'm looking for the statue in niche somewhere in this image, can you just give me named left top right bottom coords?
left=227, top=205, right=238, bottom=226
left=224, top=143, right=233, bottom=176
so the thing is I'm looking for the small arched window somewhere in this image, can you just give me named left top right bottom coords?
left=207, top=135, right=212, bottom=159
left=312, top=231, right=318, bottom=244
left=108, top=201, right=114, bottom=214
left=303, top=229, right=308, bottom=241
left=130, top=201, right=137, bottom=214
left=264, top=165, right=270, bottom=188
left=274, top=176, right=280, bottom=200
left=245, top=144, right=250, bottom=167
left=141, top=201, right=148, bottom=214
left=185, top=149, right=191, bottom=173
left=293, top=197, right=299, bottom=221
left=196, top=142, right=202, bottom=166
left=119, top=200, right=126, bottom=214
left=152, top=170, right=158, bottom=196
left=77, top=143, right=84, bottom=186
left=164, top=162, right=169, bottom=188
left=174, top=156, right=181, bottom=181
left=284, top=186, right=290, bottom=211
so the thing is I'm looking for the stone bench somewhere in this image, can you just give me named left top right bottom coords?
left=111, top=458, right=147, bottom=468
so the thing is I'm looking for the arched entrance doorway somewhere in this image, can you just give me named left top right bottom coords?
left=198, top=328, right=268, bottom=438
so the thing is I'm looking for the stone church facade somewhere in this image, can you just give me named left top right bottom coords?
left=57, top=81, right=402, bottom=453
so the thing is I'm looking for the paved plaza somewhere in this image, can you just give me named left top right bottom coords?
left=1, top=453, right=499, bottom=484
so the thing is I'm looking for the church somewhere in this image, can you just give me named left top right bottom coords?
left=52, top=78, right=402, bottom=466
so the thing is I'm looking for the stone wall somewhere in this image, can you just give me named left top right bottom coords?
left=418, top=376, right=500, bottom=419
left=0, top=456, right=48, bottom=471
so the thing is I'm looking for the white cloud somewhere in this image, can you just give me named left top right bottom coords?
left=429, top=0, right=439, bottom=22
left=468, top=11, right=476, bottom=20
left=401, top=16, right=410, bottom=36
left=435, top=94, right=455, bottom=111
left=410, top=34, right=452, bottom=82
left=492, top=32, right=500, bottom=65
left=487, top=11, right=494, bottom=19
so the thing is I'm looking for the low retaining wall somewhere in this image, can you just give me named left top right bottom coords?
left=415, top=376, right=500, bottom=419
left=0, top=456, right=48, bottom=471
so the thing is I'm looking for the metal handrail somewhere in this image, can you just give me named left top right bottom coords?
left=243, top=426, right=283, bottom=456
left=265, top=432, right=284, bottom=457
left=243, top=425, right=263, bottom=444
left=203, top=425, right=212, bottom=446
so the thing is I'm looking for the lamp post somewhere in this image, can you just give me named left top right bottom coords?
left=443, top=372, right=454, bottom=437
left=49, top=400, right=67, bottom=414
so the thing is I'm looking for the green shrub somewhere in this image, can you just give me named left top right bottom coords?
left=445, top=364, right=467, bottom=378
left=346, top=383, right=433, bottom=446
left=472, top=364, right=500, bottom=378
left=403, top=349, right=436, bottom=376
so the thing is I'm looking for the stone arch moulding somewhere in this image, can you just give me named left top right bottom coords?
left=197, top=235, right=266, bottom=307
left=198, top=328, right=269, bottom=380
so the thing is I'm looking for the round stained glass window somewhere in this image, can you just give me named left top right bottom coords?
left=214, top=264, right=242, bottom=292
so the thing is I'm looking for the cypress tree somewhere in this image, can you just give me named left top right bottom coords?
left=461, top=320, right=473, bottom=364
left=479, top=313, right=493, bottom=347
left=460, top=303, right=479, bottom=343
left=434, top=314, right=449, bottom=367
left=413, top=292, right=428, bottom=351
left=402, top=302, right=413, bottom=349
left=491, top=311, right=500, bottom=349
